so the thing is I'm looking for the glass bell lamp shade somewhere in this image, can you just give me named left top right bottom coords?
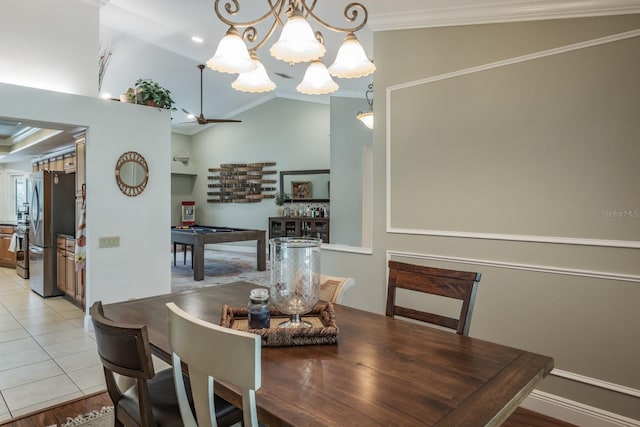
left=269, top=237, right=321, bottom=328
left=328, top=32, right=376, bottom=79
left=270, top=11, right=326, bottom=64
left=207, top=26, right=256, bottom=74
left=232, top=54, right=276, bottom=93
left=357, top=111, right=374, bottom=129
left=296, top=60, right=339, bottom=95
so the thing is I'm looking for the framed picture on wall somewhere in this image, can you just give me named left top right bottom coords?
left=291, top=181, right=311, bottom=199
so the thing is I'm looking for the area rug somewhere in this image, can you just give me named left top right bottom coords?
left=46, top=406, right=114, bottom=427
left=171, top=248, right=270, bottom=292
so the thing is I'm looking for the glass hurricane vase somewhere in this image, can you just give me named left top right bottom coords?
left=269, top=237, right=321, bottom=328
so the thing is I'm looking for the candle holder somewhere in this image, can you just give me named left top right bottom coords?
left=269, top=237, right=321, bottom=328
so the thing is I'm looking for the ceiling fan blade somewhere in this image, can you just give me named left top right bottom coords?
left=205, top=119, right=242, bottom=123
left=194, top=64, right=242, bottom=125
left=181, top=107, right=193, bottom=115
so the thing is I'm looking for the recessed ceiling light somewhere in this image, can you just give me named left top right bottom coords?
left=192, top=36, right=203, bottom=44
left=101, top=93, right=111, bottom=99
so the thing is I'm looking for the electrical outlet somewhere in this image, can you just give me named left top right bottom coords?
left=99, top=236, right=120, bottom=248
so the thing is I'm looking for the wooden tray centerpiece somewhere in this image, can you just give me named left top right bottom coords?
left=220, top=302, right=338, bottom=347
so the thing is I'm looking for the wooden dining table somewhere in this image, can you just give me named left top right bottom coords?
left=103, top=282, right=553, bottom=427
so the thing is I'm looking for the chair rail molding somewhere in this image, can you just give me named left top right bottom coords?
left=385, top=29, right=640, bottom=250
left=386, top=250, right=640, bottom=285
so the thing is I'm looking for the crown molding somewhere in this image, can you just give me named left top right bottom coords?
left=368, top=0, right=640, bottom=31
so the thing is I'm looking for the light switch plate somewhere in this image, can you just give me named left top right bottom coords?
left=99, top=236, right=120, bottom=248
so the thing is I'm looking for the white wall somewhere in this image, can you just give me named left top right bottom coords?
left=0, top=83, right=172, bottom=305
left=329, top=96, right=372, bottom=246
left=0, top=0, right=98, bottom=96
left=0, top=0, right=171, bottom=306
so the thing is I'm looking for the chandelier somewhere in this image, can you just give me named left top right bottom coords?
left=208, top=0, right=375, bottom=95
left=357, top=83, right=373, bottom=129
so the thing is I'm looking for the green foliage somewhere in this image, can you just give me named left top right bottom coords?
left=274, top=191, right=290, bottom=206
left=131, top=78, right=176, bottom=110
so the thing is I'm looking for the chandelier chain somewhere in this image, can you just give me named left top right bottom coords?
left=214, top=0, right=368, bottom=53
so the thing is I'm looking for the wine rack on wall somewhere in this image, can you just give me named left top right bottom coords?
left=207, top=162, right=277, bottom=203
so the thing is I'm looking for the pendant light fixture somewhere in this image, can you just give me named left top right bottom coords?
left=208, top=0, right=375, bottom=94
left=232, top=51, right=276, bottom=93
left=297, top=60, right=339, bottom=95
left=357, top=83, right=374, bottom=129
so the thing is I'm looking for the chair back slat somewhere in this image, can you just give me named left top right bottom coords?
left=386, top=261, right=481, bottom=336
left=167, top=302, right=261, bottom=427
left=393, top=307, right=460, bottom=330
left=394, top=270, right=473, bottom=300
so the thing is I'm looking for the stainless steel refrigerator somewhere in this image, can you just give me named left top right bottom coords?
left=28, top=170, right=76, bottom=297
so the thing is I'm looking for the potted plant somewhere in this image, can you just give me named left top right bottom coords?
left=129, top=78, right=176, bottom=110
left=274, top=191, right=290, bottom=216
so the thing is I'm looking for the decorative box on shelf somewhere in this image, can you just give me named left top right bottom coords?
left=220, top=302, right=338, bottom=347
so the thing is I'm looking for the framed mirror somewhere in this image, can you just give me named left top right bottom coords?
left=280, top=169, right=330, bottom=203
left=115, top=151, right=149, bottom=197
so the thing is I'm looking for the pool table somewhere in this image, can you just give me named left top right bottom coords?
left=171, top=225, right=266, bottom=281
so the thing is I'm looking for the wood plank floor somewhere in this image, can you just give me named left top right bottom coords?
left=0, top=391, right=112, bottom=427
left=0, top=391, right=576, bottom=427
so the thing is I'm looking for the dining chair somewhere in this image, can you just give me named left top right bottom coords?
left=173, top=242, right=194, bottom=268
left=166, top=302, right=261, bottom=427
left=386, top=260, right=482, bottom=336
left=90, top=301, right=242, bottom=427
left=319, top=274, right=356, bottom=304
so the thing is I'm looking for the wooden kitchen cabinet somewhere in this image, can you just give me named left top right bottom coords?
left=56, top=235, right=83, bottom=309
left=64, top=238, right=75, bottom=297
left=75, top=133, right=86, bottom=197
left=0, top=226, right=17, bottom=268
left=63, top=153, right=76, bottom=173
left=56, top=240, right=66, bottom=293
left=76, top=267, right=85, bottom=308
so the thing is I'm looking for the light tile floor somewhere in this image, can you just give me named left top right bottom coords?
left=0, top=267, right=170, bottom=422
left=0, top=266, right=102, bottom=422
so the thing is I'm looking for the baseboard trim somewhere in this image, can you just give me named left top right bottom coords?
left=522, top=390, right=640, bottom=427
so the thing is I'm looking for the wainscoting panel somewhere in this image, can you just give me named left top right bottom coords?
left=386, top=30, right=640, bottom=248
left=386, top=250, right=640, bottom=409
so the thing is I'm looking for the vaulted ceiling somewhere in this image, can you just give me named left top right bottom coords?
left=1, top=0, right=636, bottom=164
left=98, top=0, right=636, bottom=135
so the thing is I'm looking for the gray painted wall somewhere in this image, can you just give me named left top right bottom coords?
left=322, top=14, right=640, bottom=421
left=329, top=96, right=373, bottom=247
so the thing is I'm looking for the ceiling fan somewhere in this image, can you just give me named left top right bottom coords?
left=181, top=64, right=241, bottom=125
